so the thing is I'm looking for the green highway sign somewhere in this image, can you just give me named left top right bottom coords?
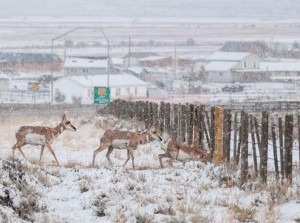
left=94, top=86, right=110, bottom=104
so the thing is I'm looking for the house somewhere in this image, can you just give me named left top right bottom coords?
left=123, top=52, right=159, bottom=66
left=0, top=73, right=9, bottom=91
left=138, top=56, right=172, bottom=67
left=0, top=52, right=61, bottom=71
left=204, top=52, right=262, bottom=82
left=53, top=74, right=148, bottom=104
left=64, top=57, right=108, bottom=76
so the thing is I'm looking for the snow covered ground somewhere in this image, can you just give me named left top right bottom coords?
left=1, top=112, right=300, bottom=222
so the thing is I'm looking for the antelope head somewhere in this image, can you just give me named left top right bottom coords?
left=61, top=111, right=77, bottom=131
left=148, top=124, right=163, bottom=142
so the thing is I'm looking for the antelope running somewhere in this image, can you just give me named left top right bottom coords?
left=12, top=111, right=76, bottom=166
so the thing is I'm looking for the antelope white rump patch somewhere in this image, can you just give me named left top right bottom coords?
left=25, top=134, right=46, bottom=145
left=177, top=150, right=192, bottom=162
left=112, top=139, right=130, bottom=149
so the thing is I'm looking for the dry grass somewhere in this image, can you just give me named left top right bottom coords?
left=229, top=205, right=255, bottom=222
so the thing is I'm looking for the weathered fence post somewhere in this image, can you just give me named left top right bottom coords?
left=165, top=103, right=171, bottom=135
left=214, top=106, right=223, bottom=166
left=240, top=111, right=249, bottom=186
left=278, top=117, right=285, bottom=180
left=236, top=125, right=242, bottom=164
left=180, top=104, right=186, bottom=142
left=250, top=115, right=258, bottom=178
left=144, top=101, right=150, bottom=128
left=271, top=117, right=279, bottom=180
left=233, top=112, right=238, bottom=162
left=173, top=104, right=179, bottom=140
left=210, top=106, right=216, bottom=160
left=193, top=106, right=200, bottom=147
left=159, top=101, right=165, bottom=132
left=284, top=114, right=293, bottom=182
left=188, top=104, right=194, bottom=145
left=260, top=111, right=269, bottom=184
left=223, top=109, right=232, bottom=162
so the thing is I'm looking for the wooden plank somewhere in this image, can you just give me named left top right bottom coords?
left=278, top=117, right=284, bottom=180
left=214, top=106, right=223, bottom=166
left=284, top=114, right=293, bottom=182
left=271, top=117, right=279, bottom=180
left=233, top=112, right=238, bottom=162
left=210, top=106, right=216, bottom=159
left=159, top=101, right=165, bottom=132
left=240, top=112, right=249, bottom=186
left=250, top=115, right=258, bottom=178
left=260, top=111, right=269, bottom=184
left=180, top=104, right=186, bottom=142
left=188, top=104, right=194, bottom=145
left=193, top=106, right=200, bottom=147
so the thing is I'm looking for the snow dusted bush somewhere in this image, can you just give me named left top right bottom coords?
left=0, top=158, right=47, bottom=222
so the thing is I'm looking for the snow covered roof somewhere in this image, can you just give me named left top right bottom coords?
left=260, top=62, right=300, bottom=72
left=205, top=61, right=238, bottom=71
left=0, top=52, right=58, bottom=63
left=138, top=56, right=168, bottom=62
left=64, top=57, right=108, bottom=68
left=56, top=74, right=148, bottom=87
left=123, top=52, right=159, bottom=58
left=111, top=58, right=123, bottom=65
left=205, top=52, right=252, bottom=61
left=0, top=73, right=9, bottom=79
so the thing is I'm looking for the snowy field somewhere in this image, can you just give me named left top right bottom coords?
left=1, top=110, right=300, bottom=222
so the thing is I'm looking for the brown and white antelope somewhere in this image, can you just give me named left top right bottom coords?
left=92, top=125, right=163, bottom=168
left=12, top=111, right=76, bottom=166
left=158, top=138, right=209, bottom=168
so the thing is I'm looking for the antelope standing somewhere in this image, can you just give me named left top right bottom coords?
left=92, top=125, right=162, bottom=168
left=12, top=112, right=76, bottom=166
left=159, top=138, right=209, bottom=168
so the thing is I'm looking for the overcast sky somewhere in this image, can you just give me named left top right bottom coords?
left=0, top=0, right=299, bottom=20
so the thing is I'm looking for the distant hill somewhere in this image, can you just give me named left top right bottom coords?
left=0, top=0, right=299, bottom=20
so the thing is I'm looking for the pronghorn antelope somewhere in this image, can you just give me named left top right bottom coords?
left=159, top=138, right=209, bottom=168
left=92, top=125, right=163, bottom=168
left=12, top=111, right=76, bottom=166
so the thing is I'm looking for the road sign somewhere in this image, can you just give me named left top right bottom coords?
left=28, top=82, right=40, bottom=91
left=94, top=86, right=110, bottom=104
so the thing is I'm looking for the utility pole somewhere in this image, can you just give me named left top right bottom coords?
left=128, top=36, right=131, bottom=67
left=174, top=39, right=177, bottom=79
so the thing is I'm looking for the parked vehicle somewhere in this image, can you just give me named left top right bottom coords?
left=222, top=84, right=244, bottom=92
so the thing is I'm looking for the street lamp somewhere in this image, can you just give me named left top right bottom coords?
left=51, top=27, right=110, bottom=103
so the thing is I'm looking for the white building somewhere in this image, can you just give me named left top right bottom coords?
left=64, top=57, right=108, bottom=76
left=204, top=52, right=262, bottom=82
left=53, top=74, right=148, bottom=104
left=0, top=73, right=9, bottom=91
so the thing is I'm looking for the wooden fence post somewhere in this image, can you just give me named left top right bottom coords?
left=236, top=125, right=242, bottom=164
left=210, top=106, right=216, bottom=160
left=250, top=115, right=258, bottom=178
left=159, top=102, right=165, bottom=132
left=233, top=112, right=238, bottom=162
left=260, top=111, right=269, bottom=184
left=194, top=106, right=200, bottom=147
left=180, top=104, right=186, bottom=142
left=173, top=104, right=179, bottom=139
left=165, top=103, right=171, bottom=135
left=240, top=111, right=249, bottom=186
left=278, top=117, right=285, bottom=180
left=284, top=114, right=293, bottom=182
left=188, top=104, right=194, bottom=145
left=214, top=106, right=223, bottom=166
left=223, top=109, right=232, bottom=162
left=271, top=117, right=279, bottom=180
